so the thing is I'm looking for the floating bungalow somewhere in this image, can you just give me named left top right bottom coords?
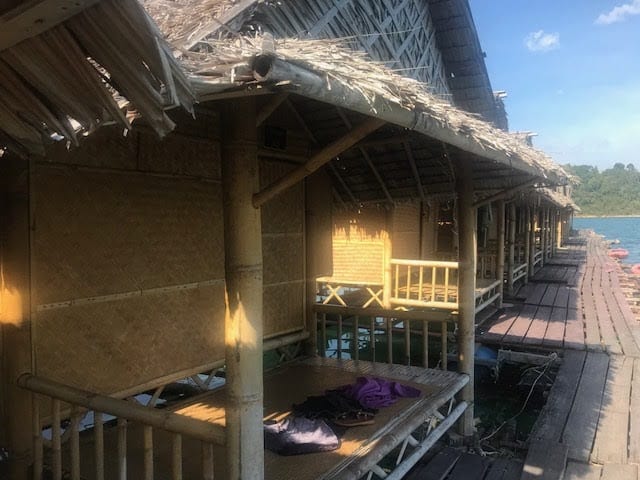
left=0, top=1, right=574, bottom=479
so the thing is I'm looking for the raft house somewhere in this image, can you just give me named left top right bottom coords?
left=0, top=0, right=574, bottom=479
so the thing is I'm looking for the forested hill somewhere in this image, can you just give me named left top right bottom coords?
left=563, top=163, right=640, bottom=216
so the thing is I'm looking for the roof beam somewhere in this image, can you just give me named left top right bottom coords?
left=403, top=141, right=425, bottom=202
left=336, top=107, right=393, bottom=204
left=253, top=117, right=384, bottom=207
left=473, top=180, right=537, bottom=208
left=0, top=0, right=100, bottom=51
left=256, top=93, right=288, bottom=126
left=329, top=163, right=358, bottom=204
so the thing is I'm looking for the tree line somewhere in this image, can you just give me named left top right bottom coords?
left=563, top=163, right=640, bottom=216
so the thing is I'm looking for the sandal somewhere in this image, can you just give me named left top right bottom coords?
left=333, top=411, right=375, bottom=427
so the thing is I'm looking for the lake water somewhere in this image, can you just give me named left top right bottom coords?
left=573, top=216, right=640, bottom=265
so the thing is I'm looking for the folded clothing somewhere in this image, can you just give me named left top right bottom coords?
left=264, top=416, right=341, bottom=456
left=334, top=377, right=421, bottom=409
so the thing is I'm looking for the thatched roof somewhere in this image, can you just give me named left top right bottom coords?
left=0, top=0, right=194, bottom=156
left=184, top=35, right=567, bottom=185
left=540, top=187, right=579, bottom=211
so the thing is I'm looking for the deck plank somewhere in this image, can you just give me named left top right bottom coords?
left=601, top=463, right=638, bottom=480
left=529, top=350, right=585, bottom=444
left=540, top=284, right=559, bottom=307
left=591, top=355, right=633, bottom=465
left=447, top=453, right=489, bottom=480
left=563, top=308, right=585, bottom=350
left=409, top=447, right=462, bottom=480
left=521, top=440, right=568, bottom=480
left=563, top=352, right=609, bottom=462
left=629, top=358, right=640, bottom=463
left=563, top=461, right=602, bottom=480
left=542, top=307, right=566, bottom=349
left=523, top=306, right=552, bottom=346
left=503, top=304, right=537, bottom=344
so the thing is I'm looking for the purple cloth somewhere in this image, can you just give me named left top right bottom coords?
left=264, top=416, right=340, bottom=455
left=336, top=377, right=421, bottom=409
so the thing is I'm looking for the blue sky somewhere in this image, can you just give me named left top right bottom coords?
left=469, top=0, right=640, bottom=169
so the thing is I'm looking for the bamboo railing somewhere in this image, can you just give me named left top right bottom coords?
left=314, top=304, right=453, bottom=370
left=390, top=259, right=459, bottom=310
left=18, top=374, right=224, bottom=480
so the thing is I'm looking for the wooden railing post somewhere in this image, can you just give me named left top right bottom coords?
left=524, top=205, right=531, bottom=284
left=529, top=206, right=536, bottom=278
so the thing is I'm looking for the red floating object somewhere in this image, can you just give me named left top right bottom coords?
left=608, top=248, right=629, bottom=259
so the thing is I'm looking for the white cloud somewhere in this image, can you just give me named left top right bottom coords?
left=595, top=0, right=640, bottom=25
left=525, top=30, right=560, bottom=52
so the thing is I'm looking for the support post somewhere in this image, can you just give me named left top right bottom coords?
left=382, top=208, right=393, bottom=309
left=221, top=98, right=264, bottom=480
left=454, top=158, right=476, bottom=438
left=524, top=205, right=531, bottom=284
left=507, top=203, right=516, bottom=295
left=495, top=200, right=505, bottom=308
left=556, top=210, right=563, bottom=250
left=540, top=208, right=546, bottom=267
left=1, top=157, right=34, bottom=480
left=305, top=171, right=333, bottom=356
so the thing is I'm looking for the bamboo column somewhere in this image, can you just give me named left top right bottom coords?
left=454, top=158, right=476, bottom=437
left=382, top=208, right=393, bottom=309
left=495, top=200, right=505, bottom=308
left=507, top=203, right=516, bottom=295
left=556, top=210, right=563, bottom=249
left=305, top=170, right=333, bottom=356
left=1, top=158, right=34, bottom=480
left=523, top=205, right=531, bottom=284
left=545, top=207, right=552, bottom=261
left=529, top=207, right=537, bottom=277
left=540, top=207, right=547, bottom=267
left=221, top=98, right=264, bottom=480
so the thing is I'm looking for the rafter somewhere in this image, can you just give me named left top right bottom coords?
left=336, top=107, right=393, bottom=204
left=403, top=141, right=425, bottom=202
left=253, top=116, right=384, bottom=207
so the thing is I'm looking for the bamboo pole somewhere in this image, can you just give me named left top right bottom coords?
left=17, top=375, right=226, bottom=444
left=202, top=443, right=215, bottom=480
left=422, top=321, right=429, bottom=368
left=383, top=209, right=393, bottom=309
left=117, top=418, right=127, bottom=480
left=71, top=407, right=81, bottom=480
left=528, top=207, right=536, bottom=278
left=441, top=322, right=448, bottom=371
left=52, top=399, right=62, bottom=480
left=143, top=426, right=153, bottom=480
left=507, top=203, right=516, bottom=295
left=222, top=97, right=264, bottom=480
left=32, top=395, right=43, bottom=480
left=556, top=210, right=563, bottom=250
left=523, top=205, right=531, bottom=284
left=172, top=434, right=182, bottom=480
left=304, top=170, right=333, bottom=356
left=454, top=157, right=476, bottom=437
left=253, top=117, right=385, bottom=207
left=541, top=207, right=548, bottom=264
left=95, top=412, right=104, bottom=480
left=496, top=200, right=505, bottom=308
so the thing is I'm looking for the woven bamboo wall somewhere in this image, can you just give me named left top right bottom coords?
left=260, top=160, right=305, bottom=337
left=391, top=203, right=421, bottom=259
left=331, top=208, right=386, bottom=284
left=32, top=128, right=226, bottom=395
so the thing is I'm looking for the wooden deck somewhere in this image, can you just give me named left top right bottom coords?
left=481, top=232, right=640, bottom=480
left=480, top=235, right=640, bottom=356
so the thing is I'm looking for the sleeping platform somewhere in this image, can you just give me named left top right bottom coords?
left=171, top=357, right=469, bottom=480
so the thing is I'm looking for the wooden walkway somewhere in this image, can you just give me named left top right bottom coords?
left=406, top=447, right=523, bottom=480
left=489, top=233, right=640, bottom=480
left=480, top=235, right=640, bottom=356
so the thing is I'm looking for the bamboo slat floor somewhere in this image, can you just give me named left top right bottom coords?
left=513, top=232, right=640, bottom=480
